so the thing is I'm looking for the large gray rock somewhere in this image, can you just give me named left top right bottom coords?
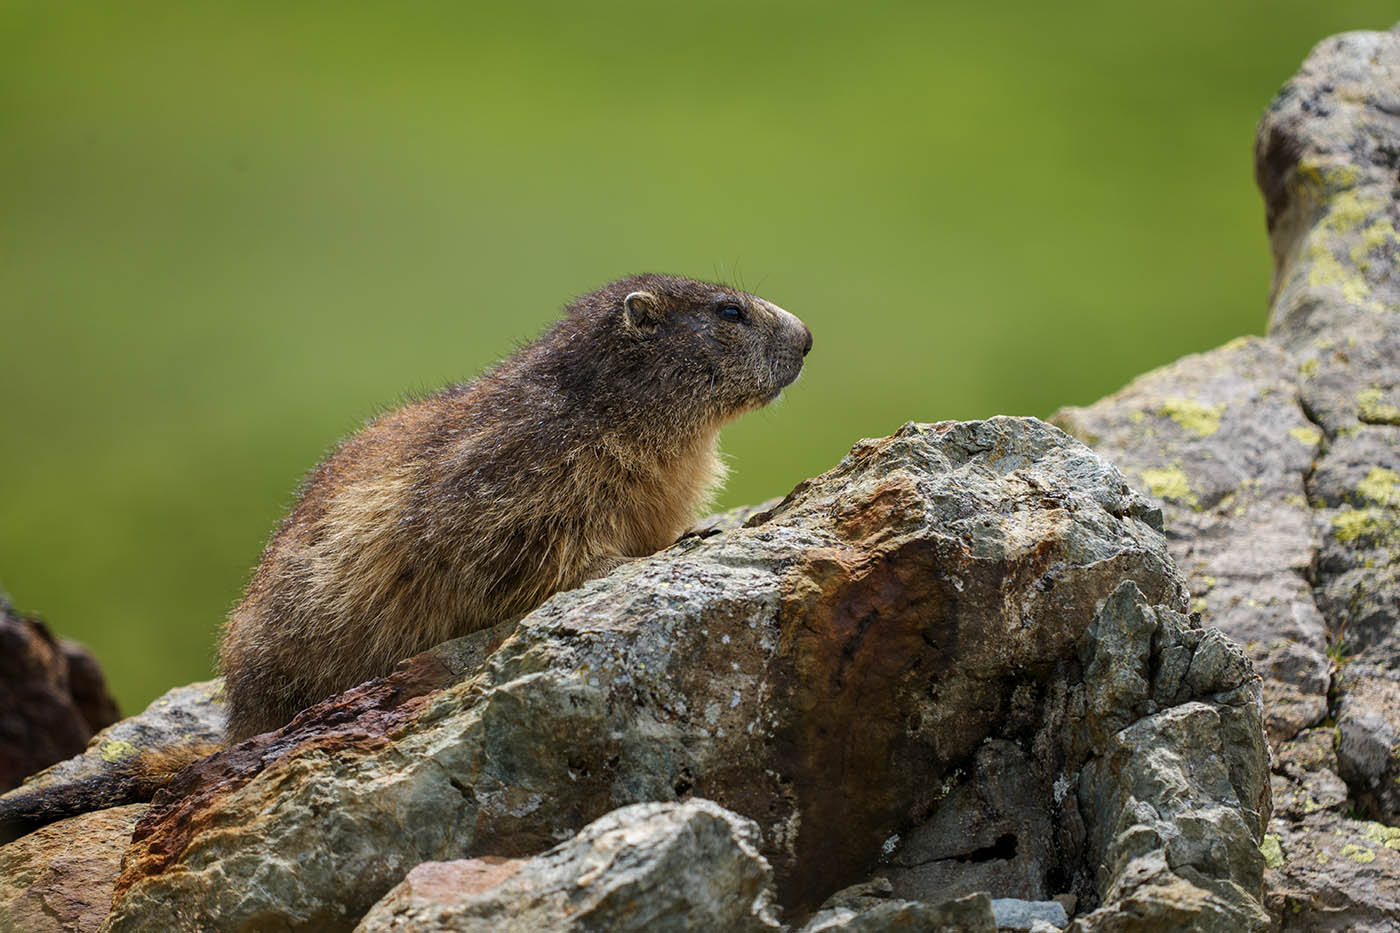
left=1053, top=337, right=1327, bottom=746
left=799, top=892, right=997, bottom=932
left=96, top=417, right=1269, bottom=931
left=354, top=799, right=780, bottom=932
left=1056, top=22, right=1400, bottom=931
left=1058, top=584, right=1271, bottom=932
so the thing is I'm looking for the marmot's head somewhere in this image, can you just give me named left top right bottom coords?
left=564, top=274, right=812, bottom=427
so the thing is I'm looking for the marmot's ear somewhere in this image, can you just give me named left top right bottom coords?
left=623, top=291, right=662, bottom=334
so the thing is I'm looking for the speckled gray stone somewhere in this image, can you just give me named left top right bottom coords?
left=354, top=799, right=779, bottom=932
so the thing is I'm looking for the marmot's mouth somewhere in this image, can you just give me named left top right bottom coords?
left=772, top=357, right=805, bottom=393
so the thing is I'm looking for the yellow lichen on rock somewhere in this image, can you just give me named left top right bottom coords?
left=1324, top=186, right=1385, bottom=233
left=1348, top=216, right=1397, bottom=271
left=1332, top=508, right=1394, bottom=544
left=1306, top=239, right=1378, bottom=310
left=1358, top=388, right=1400, bottom=425
left=1358, top=466, right=1399, bottom=506
left=1288, top=426, right=1321, bottom=447
left=1260, top=834, right=1285, bottom=869
left=1159, top=398, right=1226, bottom=437
left=100, top=741, right=139, bottom=763
left=1341, top=842, right=1377, bottom=864
left=1361, top=822, right=1400, bottom=850
left=1140, top=465, right=1198, bottom=507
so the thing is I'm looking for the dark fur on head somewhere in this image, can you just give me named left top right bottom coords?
left=219, top=274, right=810, bottom=739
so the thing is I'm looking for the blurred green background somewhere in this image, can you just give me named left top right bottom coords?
left=3, top=1, right=1392, bottom=716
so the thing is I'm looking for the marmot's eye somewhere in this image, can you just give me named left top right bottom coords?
left=717, top=305, right=745, bottom=323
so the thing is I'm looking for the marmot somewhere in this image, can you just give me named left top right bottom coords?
left=220, top=273, right=811, bottom=739
left=0, top=274, right=809, bottom=840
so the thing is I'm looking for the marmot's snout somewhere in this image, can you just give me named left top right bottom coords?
left=761, top=300, right=812, bottom=395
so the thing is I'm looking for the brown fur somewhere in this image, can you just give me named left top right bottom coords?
left=219, top=274, right=811, bottom=739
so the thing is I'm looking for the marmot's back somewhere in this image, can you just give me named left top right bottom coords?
left=219, top=274, right=812, bottom=739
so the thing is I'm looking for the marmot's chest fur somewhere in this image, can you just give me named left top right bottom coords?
left=219, top=274, right=812, bottom=739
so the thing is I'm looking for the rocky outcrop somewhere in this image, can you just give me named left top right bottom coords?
left=89, top=416, right=1269, bottom=931
left=11, top=24, right=1400, bottom=933
left=354, top=799, right=781, bottom=932
left=0, top=804, right=145, bottom=933
left=1055, top=24, right=1400, bottom=931
left=799, top=888, right=998, bottom=932
left=0, top=597, right=119, bottom=794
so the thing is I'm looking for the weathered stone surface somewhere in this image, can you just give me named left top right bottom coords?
left=355, top=799, right=779, bottom=932
left=684, top=497, right=782, bottom=538
left=798, top=892, right=996, bottom=932
left=1310, top=427, right=1400, bottom=674
left=880, top=739, right=1052, bottom=903
left=0, top=803, right=145, bottom=932
left=1051, top=335, right=1334, bottom=769
left=869, top=574, right=1277, bottom=932
left=1057, top=584, right=1271, bottom=932
left=1256, top=30, right=1400, bottom=437
left=1053, top=337, right=1326, bottom=677
left=1055, top=23, right=1400, bottom=931
left=0, top=680, right=223, bottom=835
left=1334, top=662, right=1400, bottom=823
left=0, top=598, right=119, bottom=794
left=1270, top=727, right=1349, bottom=821
left=103, top=416, right=1224, bottom=931
left=1264, top=814, right=1400, bottom=932
left=992, top=897, right=1069, bottom=930
left=1256, top=24, right=1400, bottom=926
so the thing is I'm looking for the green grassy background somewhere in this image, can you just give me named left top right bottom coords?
left=3, top=2, right=1391, bottom=716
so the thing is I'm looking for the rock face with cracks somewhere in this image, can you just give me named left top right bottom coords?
left=0, top=804, right=145, bottom=933
left=353, top=799, right=780, bottom=932
left=1055, top=24, right=1400, bottom=931
left=90, top=416, right=1273, bottom=931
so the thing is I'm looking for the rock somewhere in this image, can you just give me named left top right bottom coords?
left=354, top=799, right=779, bottom=932
left=683, top=497, right=782, bottom=538
left=1270, top=727, right=1349, bottom=821
left=1334, top=662, right=1400, bottom=823
left=1055, top=584, right=1271, bottom=932
left=1265, top=813, right=1400, bottom=932
left=0, top=803, right=146, bottom=932
left=798, top=892, right=997, bottom=932
left=1052, top=337, right=1327, bottom=725
left=0, top=597, right=119, bottom=794
left=1310, top=429, right=1400, bottom=672
left=880, top=739, right=1052, bottom=903
left=992, top=897, right=1069, bottom=930
left=816, top=876, right=896, bottom=913
left=1055, top=22, right=1400, bottom=931
left=0, top=679, right=224, bottom=836
left=102, top=416, right=1252, bottom=931
left=1256, top=31, right=1400, bottom=437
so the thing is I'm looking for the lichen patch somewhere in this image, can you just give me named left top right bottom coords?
left=1159, top=398, right=1226, bottom=437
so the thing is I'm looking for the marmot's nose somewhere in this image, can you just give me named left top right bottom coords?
left=801, top=325, right=813, bottom=356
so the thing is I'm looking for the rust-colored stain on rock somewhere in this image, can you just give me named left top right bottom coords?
left=113, top=652, right=458, bottom=900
